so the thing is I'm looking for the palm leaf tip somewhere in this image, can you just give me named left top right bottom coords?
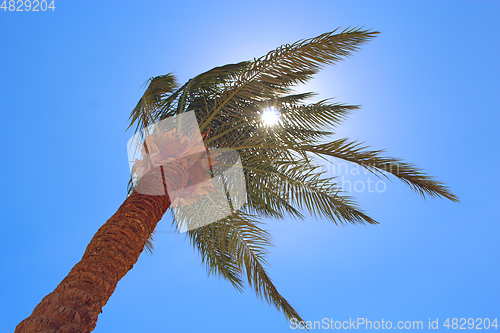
left=387, top=162, right=460, bottom=202
left=356, top=157, right=460, bottom=202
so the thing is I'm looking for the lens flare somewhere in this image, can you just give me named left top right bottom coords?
left=262, top=107, right=280, bottom=125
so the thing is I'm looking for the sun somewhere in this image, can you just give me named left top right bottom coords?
left=261, top=107, right=280, bottom=126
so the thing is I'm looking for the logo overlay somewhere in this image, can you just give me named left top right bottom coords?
left=127, top=111, right=246, bottom=232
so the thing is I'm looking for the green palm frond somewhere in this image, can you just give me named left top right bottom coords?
left=243, top=157, right=377, bottom=226
left=199, top=27, right=379, bottom=132
left=127, top=73, right=179, bottom=136
left=185, top=211, right=304, bottom=322
left=185, top=218, right=244, bottom=291
left=300, top=139, right=459, bottom=202
left=126, top=28, right=458, bottom=324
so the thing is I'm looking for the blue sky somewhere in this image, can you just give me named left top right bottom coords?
left=1, top=1, right=499, bottom=332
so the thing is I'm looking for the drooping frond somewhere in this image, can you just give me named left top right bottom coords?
left=243, top=157, right=378, bottom=225
left=185, top=212, right=305, bottom=323
left=185, top=218, right=244, bottom=291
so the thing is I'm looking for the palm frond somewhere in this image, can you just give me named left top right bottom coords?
left=186, top=212, right=305, bottom=322
left=186, top=219, right=244, bottom=291
left=199, top=27, right=379, bottom=132
left=221, top=134, right=458, bottom=202
left=243, top=157, right=377, bottom=225
left=281, top=101, right=357, bottom=133
left=300, top=139, right=459, bottom=202
left=127, top=73, right=179, bottom=136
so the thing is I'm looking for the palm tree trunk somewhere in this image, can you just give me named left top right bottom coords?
left=15, top=162, right=187, bottom=333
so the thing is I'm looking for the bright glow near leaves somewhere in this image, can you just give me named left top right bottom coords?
left=262, top=107, right=280, bottom=125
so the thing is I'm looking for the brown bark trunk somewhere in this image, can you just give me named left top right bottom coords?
left=15, top=162, right=187, bottom=333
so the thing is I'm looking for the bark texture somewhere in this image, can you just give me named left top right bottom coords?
left=16, top=162, right=187, bottom=333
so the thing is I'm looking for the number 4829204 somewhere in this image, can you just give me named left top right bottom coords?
left=1, top=0, right=55, bottom=11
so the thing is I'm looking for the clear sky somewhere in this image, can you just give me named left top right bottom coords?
left=1, top=1, right=499, bottom=332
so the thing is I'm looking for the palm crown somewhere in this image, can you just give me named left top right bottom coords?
left=127, top=28, right=458, bottom=322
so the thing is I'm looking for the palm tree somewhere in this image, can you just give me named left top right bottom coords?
left=15, top=28, right=458, bottom=333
